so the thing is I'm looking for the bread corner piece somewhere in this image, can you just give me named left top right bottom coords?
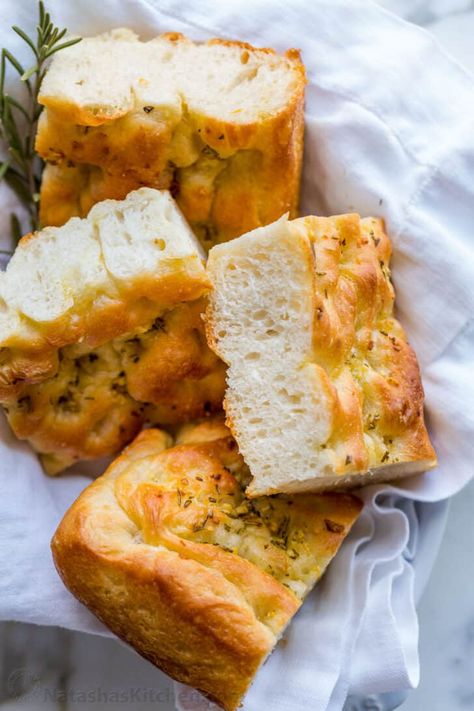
left=0, top=188, right=225, bottom=474
left=35, top=30, right=305, bottom=248
left=51, top=417, right=361, bottom=711
left=206, top=214, right=437, bottom=496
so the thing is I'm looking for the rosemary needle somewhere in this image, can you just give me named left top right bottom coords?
left=0, top=1, right=81, bottom=245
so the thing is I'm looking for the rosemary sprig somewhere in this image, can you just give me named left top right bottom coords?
left=0, top=1, right=81, bottom=244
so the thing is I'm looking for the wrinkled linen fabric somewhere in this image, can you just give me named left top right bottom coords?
left=0, top=2, right=473, bottom=711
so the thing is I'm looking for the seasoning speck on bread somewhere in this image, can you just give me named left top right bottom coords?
left=36, top=29, right=306, bottom=249
left=0, top=188, right=225, bottom=473
left=51, top=418, right=362, bottom=710
left=206, top=213, right=437, bottom=495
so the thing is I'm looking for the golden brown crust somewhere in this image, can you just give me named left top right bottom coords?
left=37, top=32, right=306, bottom=245
left=0, top=293, right=203, bottom=402
left=0, top=189, right=226, bottom=472
left=301, top=214, right=436, bottom=479
left=37, top=163, right=84, bottom=225
left=0, top=244, right=210, bottom=401
left=5, top=300, right=226, bottom=474
left=51, top=420, right=362, bottom=710
left=205, top=214, right=436, bottom=495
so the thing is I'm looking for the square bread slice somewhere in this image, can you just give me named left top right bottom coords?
left=0, top=188, right=225, bottom=474
left=51, top=418, right=362, bottom=711
left=35, top=29, right=305, bottom=248
left=206, top=214, right=437, bottom=495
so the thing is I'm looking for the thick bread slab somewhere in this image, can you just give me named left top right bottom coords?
left=51, top=418, right=362, bottom=711
left=1, top=188, right=206, bottom=354
left=206, top=214, right=437, bottom=495
left=0, top=188, right=225, bottom=473
left=36, top=30, right=305, bottom=248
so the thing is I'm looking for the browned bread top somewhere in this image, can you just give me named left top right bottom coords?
left=36, top=30, right=306, bottom=247
left=206, top=214, right=437, bottom=495
left=52, top=418, right=362, bottom=710
left=0, top=188, right=225, bottom=473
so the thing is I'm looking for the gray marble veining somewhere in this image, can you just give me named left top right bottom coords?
left=400, top=479, right=474, bottom=711
left=0, top=624, right=174, bottom=710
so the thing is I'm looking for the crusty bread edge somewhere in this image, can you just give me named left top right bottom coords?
left=205, top=216, right=437, bottom=497
left=246, top=458, right=438, bottom=496
left=0, top=187, right=212, bottom=402
left=50, top=437, right=278, bottom=711
left=51, top=529, right=269, bottom=711
left=36, top=34, right=306, bottom=235
left=51, top=427, right=362, bottom=710
left=38, top=32, right=306, bottom=127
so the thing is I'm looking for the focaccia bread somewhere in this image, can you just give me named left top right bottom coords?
left=206, top=214, right=437, bottom=495
left=35, top=29, right=305, bottom=248
left=0, top=188, right=225, bottom=474
left=51, top=418, right=362, bottom=711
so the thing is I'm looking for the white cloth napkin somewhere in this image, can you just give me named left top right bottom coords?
left=0, top=1, right=473, bottom=710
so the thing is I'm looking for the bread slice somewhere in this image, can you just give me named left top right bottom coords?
left=36, top=29, right=305, bottom=248
left=51, top=418, right=362, bottom=711
left=0, top=188, right=225, bottom=473
left=206, top=214, right=437, bottom=495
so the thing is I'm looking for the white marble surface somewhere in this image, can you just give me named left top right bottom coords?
left=400, top=480, right=474, bottom=711
left=1, top=2, right=473, bottom=710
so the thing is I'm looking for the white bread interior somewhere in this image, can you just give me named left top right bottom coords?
left=0, top=188, right=226, bottom=474
left=206, top=215, right=437, bottom=495
left=0, top=187, right=205, bottom=349
left=39, top=29, right=302, bottom=127
left=36, top=30, right=305, bottom=248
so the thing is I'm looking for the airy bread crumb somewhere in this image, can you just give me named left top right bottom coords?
left=0, top=188, right=225, bottom=473
left=206, top=214, right=437, bottom=495
left=36, top=30, right=305, bottom=248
